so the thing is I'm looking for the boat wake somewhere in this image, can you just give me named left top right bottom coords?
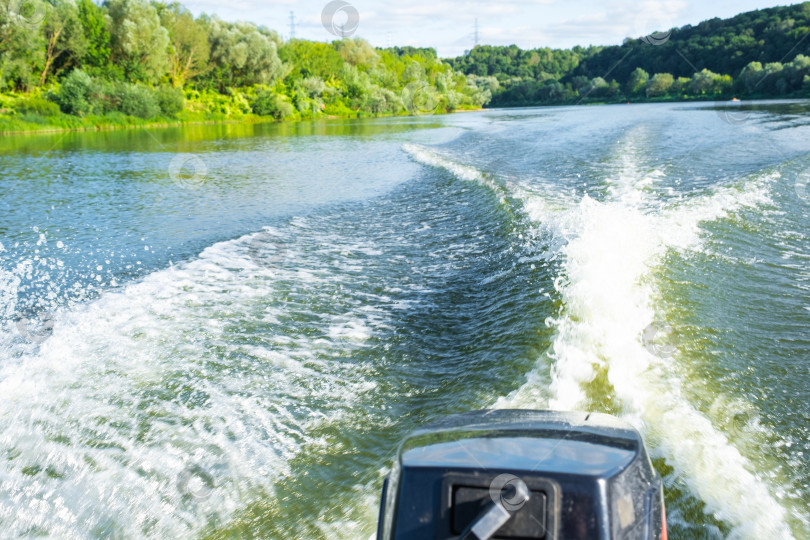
left=404, top=141, right=798, bottom=538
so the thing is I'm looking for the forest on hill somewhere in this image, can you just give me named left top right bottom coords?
left=447, top=2, right=810, bottom=106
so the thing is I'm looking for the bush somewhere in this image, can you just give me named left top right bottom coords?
left=155, top=86, right=185, bottom=116
left=87, top=79, right=117, bottom=114
left=363, top=86, right=401, bottom=114
left=56, top=69, right=93, bottom=115
left=115, top=84, right=160, bottom=118
left=17, top=97, right=61, bottom=116
left=102, top=111, right=129, bottom=124
left=251, top=91, right=293, bottom=120
left=441, top=90, right=461, bottom=112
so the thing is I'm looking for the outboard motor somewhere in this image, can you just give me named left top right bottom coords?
left=377, top=409, right=666, bottom=540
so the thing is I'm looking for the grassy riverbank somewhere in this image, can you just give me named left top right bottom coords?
left=0, top=86, right=482, bottom=135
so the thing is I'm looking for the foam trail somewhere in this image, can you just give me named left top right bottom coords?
left=549, top=180, right=792, bottom=538
left=543, top=169, right=794, bottom=538
left=545, top=170, right=778, bottom=408
left=404, top=143, right=796, bottom=538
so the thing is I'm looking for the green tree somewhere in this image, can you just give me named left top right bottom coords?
left=340, top=63, right=370, bottom=104
left=251, top=89, right=292, bottom=119
left=208, top=19, right=283, bottom=89
left=300, top=76, right=325, bottom=96
left=626, top=67, right=649, bottom=95
left=155, top=85, right=183, bottom=114
left=158, top=3, right=210, bottom=87
left=783, top=54, right=810, bottom=92
left=113, top=82, right=159, bottom=117
left=278, top=39, right=343, bottom=83
left=672, top=76, right=691, bottom=95
left=364, top=85, right=400, bottom=114
left=402, top=60, right=426, bottom=82
left=76, top=0, right=110, bottom=73
left=571, top=75, right=589, bottom=91
left=39, top=0, right=87, bottom=85
left=738, top=61, right=763, bottom=93
left=0, top=0, right=45, bottom=90
left=713, top=73, right=733, bottom=94
left=690, top=68, right=720, bottom=94
left=758, top=62, right=785, bottom=94
left=584, top=76, right=608, bottom=97
left=55, top=67, right=93, bottom=114
left=336, top=38, right=377, bottom=68
left=105, top=0, right=169, bottom=83
left=646, top=73, right=674, bottom=97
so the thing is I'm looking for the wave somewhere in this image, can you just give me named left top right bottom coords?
left=403, top=142, right=797, bottom=538
left=0, top=139, right=799, bottom=538
left=0, top=225, right=384, bottom=538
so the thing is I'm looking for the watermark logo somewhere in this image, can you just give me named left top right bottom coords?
left=715, top=100, right=750, bottom=126
left=641, top=29, right=671, bottom=46
left=641, top=322, right=676, bottom=358
left=321, top=0, right=359, bottom=38
left=634, top=13, right=672, bottom=46
left=14, top=311, right=55, bottom=343
left=177, top=464, right=217, bottom=501
left=402, top=81, right=439, bottom=115
left=728, top=409, right=760, bottom=438
left=247, top=230, right=287, bottom=269
left=7, top=0, right=46, bottom=29
left=168, top=154, right=208, bottom=189
left=489, top=473, right=530, bottom=513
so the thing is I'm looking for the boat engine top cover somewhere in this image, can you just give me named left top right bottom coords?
left=376, top=409, right=666, bottom=540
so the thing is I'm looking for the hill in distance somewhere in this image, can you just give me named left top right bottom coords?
left=446, top=2, right=810, bottom=106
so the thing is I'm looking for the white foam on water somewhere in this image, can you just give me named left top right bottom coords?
left=0, top=267, right=20, bottom=321
left=404, top=142, right=798, bottom=538
left=402, top=143, right=504, bottom=193
left=533, top=170, right=795, bottom=538
left=0, top=226, right=386, bottom=538
left=402, top=143, right=565, bottom=220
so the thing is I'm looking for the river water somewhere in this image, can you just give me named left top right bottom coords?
left=0, top=103, right=808, bottom=539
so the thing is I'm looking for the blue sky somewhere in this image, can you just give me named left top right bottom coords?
left=181, top=0, right=802, bottom=58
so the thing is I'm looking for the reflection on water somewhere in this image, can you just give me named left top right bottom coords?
left=0, top=116, right=445, bottom=155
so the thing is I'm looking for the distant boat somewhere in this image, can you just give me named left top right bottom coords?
left=730, top=97, right=740, bottom=102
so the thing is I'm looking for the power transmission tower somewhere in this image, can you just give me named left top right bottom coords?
left=289, top=11, right=295, bottom=40
left=474, top=18, right=479, bottom=47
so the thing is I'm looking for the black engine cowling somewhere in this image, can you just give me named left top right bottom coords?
left=377, top=409, right=667, bottom=540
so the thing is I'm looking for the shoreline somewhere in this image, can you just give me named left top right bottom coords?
left=3, top=95, right=805, bottom=137
left=0, top=117, right=275, bottom=136
left=0, top=107, right=484, bottom=137
left=488, top=95, right=810, bottom=109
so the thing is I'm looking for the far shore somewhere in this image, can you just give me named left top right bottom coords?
left=2, top=96, right=807, bottom=137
